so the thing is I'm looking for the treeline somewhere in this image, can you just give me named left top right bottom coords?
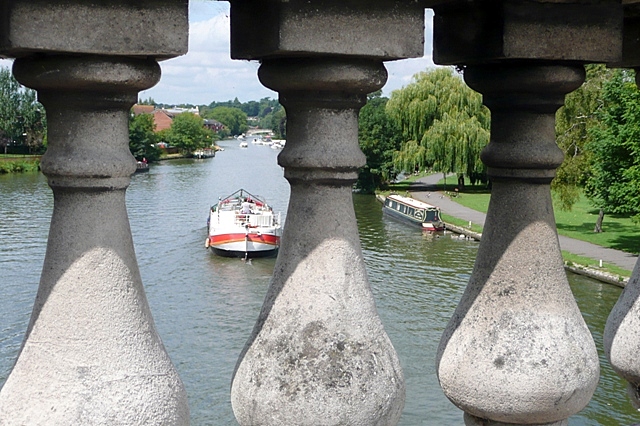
left=0, top=66, right=286, bottom=167
left=357, top=65, right=640, bottom=232
left=149, top=96, right=287, bottom=141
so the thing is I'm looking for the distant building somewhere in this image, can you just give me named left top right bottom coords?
left=204, top=119, right=225, bottom=132
left=132, top=104, right=154, bottom=115
left=152, top=110, right=174, bottom=132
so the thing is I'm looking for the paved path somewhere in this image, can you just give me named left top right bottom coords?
left=409, top=174, right=639, bottom=272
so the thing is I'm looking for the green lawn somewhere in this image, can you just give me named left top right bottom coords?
left=433, top=177, right=640, bottom=256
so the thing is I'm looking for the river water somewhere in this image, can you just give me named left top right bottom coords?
left=0, top=139, right=637, bottom=425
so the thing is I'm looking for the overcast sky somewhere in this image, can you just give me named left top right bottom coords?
left=2, top=1, right=437, bottom=106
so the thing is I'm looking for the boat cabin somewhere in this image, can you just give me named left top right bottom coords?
left=383, top=194, right=444, bottom=231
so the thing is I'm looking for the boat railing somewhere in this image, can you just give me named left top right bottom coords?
left=251, top=214, right=275, bottom=227
left=231, top=213, right=275, bottom=227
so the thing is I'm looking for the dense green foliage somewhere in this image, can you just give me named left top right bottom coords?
left=0, top=67, right=47, bottom=154
left=129, top=113, right=162, bottom=162
left=386, top=68, right=490, bottom=181
left=201, top=97, right=286, bottom=139
left=0, top=158, right=40, bottom=174
left=553, top=65, right=612, bottom=211
left=203, top=106, right=248, bottom=136
left=164, top=112, right=215, bottom=155
left=259, top=106, right=286, bottom=139
left=357, top=91, right=403, bottom=193
left=585, top=69, right=640, bottom=223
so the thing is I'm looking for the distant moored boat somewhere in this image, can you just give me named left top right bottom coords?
left=382, top=194, right=444, bottom=231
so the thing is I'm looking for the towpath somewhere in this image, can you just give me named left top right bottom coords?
left=409, top=174, right=639, bottom=272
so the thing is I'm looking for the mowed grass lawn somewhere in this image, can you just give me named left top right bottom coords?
left=438, top=178, right=640, bottom=255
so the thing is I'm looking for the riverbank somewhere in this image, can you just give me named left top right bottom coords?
left=157, top=145, right=223, bottom=161
left=376, top=191, right=630, bottom=286
left=442, top=221, right=628, bottom=288
left=0, top=155, right=40, bottom=174
left=400, top=174, right=636, bottom=287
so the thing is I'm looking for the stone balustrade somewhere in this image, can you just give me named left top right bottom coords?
left=0, top=0, right=638, bottom=425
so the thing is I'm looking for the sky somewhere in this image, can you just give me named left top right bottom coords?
left=1, top=1, right=437, bottom=106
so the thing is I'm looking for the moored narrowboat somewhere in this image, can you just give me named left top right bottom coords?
left=382, top=194, right=444, bottom=231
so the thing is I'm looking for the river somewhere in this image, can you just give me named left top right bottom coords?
left=0, top=139, right=637, bottom=425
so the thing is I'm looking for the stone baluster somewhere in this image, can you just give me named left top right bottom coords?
left=227, top=1, right=426, bottom=424
left=604, top=2, right=640, bottom=414
left=437, top=63, right=599, bottom=426
left=0, top=1, right=189, bottom=424
left=231, top=58, right=404, bottom=425
left=431, top=1, right=623, bottom=425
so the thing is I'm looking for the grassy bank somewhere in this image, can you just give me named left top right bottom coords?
left=0, top=155, right=40, bottom=174
left=434, top=177, right=640, bottom=257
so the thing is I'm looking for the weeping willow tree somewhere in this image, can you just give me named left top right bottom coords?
left=386, top=67, right=490, bottom=185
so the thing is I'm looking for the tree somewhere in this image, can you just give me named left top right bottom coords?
left=129, top=113, right=162, bottom=162
left=204, top=106, right=248, bottom=136
left=166, top=112, right=214, bottom=155
left=585, top=68, right=640, bottom=231
left=385, top=67, right=490, bottom=184
left=357, top=91, right=403, bottom=192
left=137, top=96, right=156, bottom=106
left=0, top=67, right=47, bottom=154
left=260, top=106, right=286, bottom=139
left=553, top=64, right=612, bottom=211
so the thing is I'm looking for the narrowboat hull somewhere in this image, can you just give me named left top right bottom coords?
left=382, top=194, right=444, bottom=231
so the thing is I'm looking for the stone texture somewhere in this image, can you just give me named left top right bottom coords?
left=617, top=3, right=640, bottom=67
left=604, top=251, right=640, bottom=409
left=432, top=0, right=623, bottom=65
left=0, top=0, right=188, bottom=58
left=229, top=0, right=425, bottom=60
left=0, top=56, right=189, bottom=425
left=231, top=58, right=405, bottom=425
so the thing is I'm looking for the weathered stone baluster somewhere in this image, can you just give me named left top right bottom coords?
left=231, top=58, right=405, bottom=425
left=0, top=53, right=189, bottom=426
left=604, top=4, right=640, bottom=413
left=227, top=1, right=426, bottom=423
left=432, top=2, right=623, bottom=424
left=437, top=63, right=599, bottom=426
left=0, top=1, right=189, bottom=424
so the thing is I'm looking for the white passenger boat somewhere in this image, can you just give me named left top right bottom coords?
left=206, top=189, right=282, bottom=258
left=239, top=141, right=248, bottom=148
left=382, top=194, right=444, bottom=231
left=193, top=148, right=215, bottom=159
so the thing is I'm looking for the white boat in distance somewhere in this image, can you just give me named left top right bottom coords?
left=206, top=189, right=282, bottom=259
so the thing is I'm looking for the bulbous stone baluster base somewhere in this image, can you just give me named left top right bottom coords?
left=465, top=413, right=567, bottom=426
left=605, top=257, right=640, bottom=410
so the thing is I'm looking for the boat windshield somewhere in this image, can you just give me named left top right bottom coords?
left=425, top=209, right=439, bottom=222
